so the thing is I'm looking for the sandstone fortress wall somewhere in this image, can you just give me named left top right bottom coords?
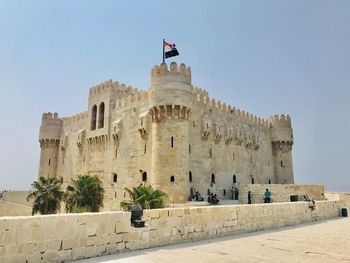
left=0, top=200, right=346, bottom=263
left=38, top=62, right=294, bottom=208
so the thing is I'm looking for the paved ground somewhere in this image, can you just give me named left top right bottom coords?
left=78, top=218, right=350, bottom=263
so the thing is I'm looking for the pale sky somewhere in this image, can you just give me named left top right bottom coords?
left=0, top=0, right=349, bottom=192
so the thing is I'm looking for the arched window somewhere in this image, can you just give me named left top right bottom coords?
left=268, top=178, right=271, bottom=184
left=233, top=174, right=236, bottom=184
left=170, top=176, right=175, bottom=182
left=91, top=105, right=97, bottom=130
left=189, top=171, right=192, bottom=182
left=211, top=173, right=215, bottom=184
left=98, top=102, right=105, bottom=129
left=251, top=177, right=255, bottom=184
left=142, top=172, right=147, bottom=182
left=113, top=173, right=117, bottom=183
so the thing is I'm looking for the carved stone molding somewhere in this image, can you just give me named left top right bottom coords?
left=273, top=141, right=293, bottom=153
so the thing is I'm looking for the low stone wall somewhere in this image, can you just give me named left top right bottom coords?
left=238, top=184, right=325, bottom=204
left=0, top=200, right=343, bottom=263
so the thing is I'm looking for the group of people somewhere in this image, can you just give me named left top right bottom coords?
left=189, top=187, right=204, bottom=201
left=247, top=189, right=271, bottom=204
left=207, top=193, right=219, bottom=205
left=231, top=187, right=239, bottom=200
left=301, top=194, right=316, bottom=210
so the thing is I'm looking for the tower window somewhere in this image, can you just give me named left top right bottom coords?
left=171, top=136, right=174, bottom=148
left=268, top=178, right=271, bottom=184
left=113, top=173, right=117, bottom=183
left=144, top=144, right=147, bottom=154
left=189, top=144, right=191, bottom=154
left=211, top=173, right=215, bottom=184
left=193, top=121, right=195, bottom=127
left=209, top=148, right=212, bottom=158
left=170, top=176, right=175, bottom=182
left=48, top=159, right=51, bottom=166
left=98, top=102, right=105, bottom=129
left=251, top=177, right=255, bottom=184
left=281, top=160, right=284, bottom=167
left=233, top=174, right=236, bottom=184
left=115, top=149, right=118, bottom=158
left=90, top=104, right=97, bottom=130
left=142, top=172, right=147, bottom=182
left=189, top=171, right=192, bottom=182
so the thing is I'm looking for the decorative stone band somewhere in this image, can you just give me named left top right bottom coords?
left=86, top=134, right=108, bottom=145
left=149, top=105, right=190, bottom=122
left=273, top=141, right=293, bottom=153
left=39, top=139, right=60, bottom=148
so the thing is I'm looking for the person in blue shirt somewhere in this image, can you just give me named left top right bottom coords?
left=264, top=189, right=271, bottom=203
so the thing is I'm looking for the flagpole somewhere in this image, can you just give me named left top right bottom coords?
left=162, top=38, right=165, bottom=64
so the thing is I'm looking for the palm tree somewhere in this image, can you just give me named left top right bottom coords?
left=121, top=185, right=167, bottom=210
left=27, top=176, right=64, bottom=215
left=64, top=175, right=104, bottom=212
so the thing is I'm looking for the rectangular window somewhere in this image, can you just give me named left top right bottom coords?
left=189, top=144, right=191, bottom=154
left=171, top=137, right=174, bottom=148
left=209, top=148, right=212, bottom=158
left=48, top=159, right=51, bottom=166
left=144, top=144, right=147, bottom=154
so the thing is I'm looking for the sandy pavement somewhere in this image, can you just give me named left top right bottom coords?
left=77, top=218, right=350, bottom=263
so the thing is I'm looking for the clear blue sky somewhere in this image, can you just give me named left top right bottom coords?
left=0, top=0, right=349, bottom=192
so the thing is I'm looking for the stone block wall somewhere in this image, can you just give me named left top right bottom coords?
left=0, top=200, right=343, bottom=263
left=238, top=184, right=325, bottom=204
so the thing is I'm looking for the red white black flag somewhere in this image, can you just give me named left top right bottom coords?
left=164, top=41, right=179, bottom=59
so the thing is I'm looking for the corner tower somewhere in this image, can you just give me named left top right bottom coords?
left=149, top=62, right=193, bottom=203
left=38, top=112, right=63, bottom=178
left=270, top=114, right=294, bottom=184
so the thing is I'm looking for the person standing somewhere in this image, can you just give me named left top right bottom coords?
left=264, top=189, right=271, bottom=203
left=248, top=191, right=252, bottom=204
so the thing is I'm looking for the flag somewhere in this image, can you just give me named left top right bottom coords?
left=164, top=41, right=179, bottom=59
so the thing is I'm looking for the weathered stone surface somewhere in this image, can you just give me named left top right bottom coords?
left=0, top=199, right=348, bottom=263
left=37, top=63, right=294, bottom=209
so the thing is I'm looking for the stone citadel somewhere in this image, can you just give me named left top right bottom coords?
left=38, top=62, right=294, bottom=210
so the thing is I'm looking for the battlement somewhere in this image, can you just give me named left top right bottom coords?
left=151, top=62, right=191, bottom=85
left=89, top=79, right=141, bottom=97
left=269, top=114, right=292, bottom=128
left=194, top=94, right=270, bottom=127
left=62, top=111, right=88, bottom=125
left=41, top=112, right=61, bottom=121
left=39, top=112, right=63, bottom=142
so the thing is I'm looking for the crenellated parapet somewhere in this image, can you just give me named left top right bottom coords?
left=194, top=92, right=270, bottom=128
left=89, top=79, right=142, bottom=97
left=62, top=111, right=88, bottom=126
left=39, top=112, right=63, bottom=148
left=269, top=115, right=293, bottom=141
left=269, top=114, right=294, bottom=152
left=151, top=62, right=191, bottom=86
